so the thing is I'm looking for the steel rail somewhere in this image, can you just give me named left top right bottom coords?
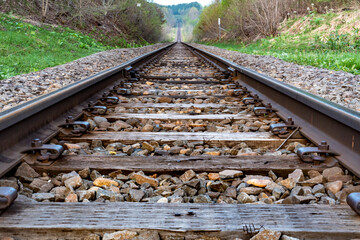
left=0, top=42, right=175, bottom=177
left=183, top=42, right=360, bottom=177
left=1, top=41, right=359, bottom=179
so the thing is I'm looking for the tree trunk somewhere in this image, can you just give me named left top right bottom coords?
left=79, top=0, right=82, bottom=23
left=41, top=0, right=49, bottom=22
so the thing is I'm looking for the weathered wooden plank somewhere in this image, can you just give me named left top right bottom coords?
left=0, top=201, right=359, bottom=240
left=35, top=155, right=328, bottom=176
left=145, top=89, right=213, bottom=93
left=62, top=132, right=306, bottom=147
left=105, top=113, right=255, bottom=121
left=140, top=75, right=216, bottom=80
left=141, top=90, right=235, bottom=95
left=126, top=94, right=231, bottom=99
left=66, top=131, right=273, bottom=141
left=116, top=103, right=244, bottom=109
left=129, top=79, right=223, bottom=84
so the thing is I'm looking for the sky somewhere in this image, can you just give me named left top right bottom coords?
left=152, top=0, right=214, bottom=7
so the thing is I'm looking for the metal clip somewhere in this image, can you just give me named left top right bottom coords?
left=83, top=102, right=107, bottom=115
left=124, top=82, right=132, bottom=88
left=58, top=116, right=90, bottom=136
left=233, top=89, right=245, bottom=96
left=117, top=88, right=132, bottom=95
left=21, top=139, right=64, bottom=165
left=253, top=103, right=277, bottom=116
left=297, top=141, right=339, bottom=164
left=0, top=187, right=18, bottom=210
left=270, top=117, right=297, bottom=138
left=125, top=66, right=139, bottom=80
left=347, top=192, right=360, bottom=216
left=98, top=93, right=119, bottom=105
left=117, top=80, right=132, bottom=89
left=242, top=94, right=262, bottom=105
left=227, top=84, right=236, bottom=89
left=110, top=85, right=122, bottom=94
left=238, top=87, right=249, bottom=95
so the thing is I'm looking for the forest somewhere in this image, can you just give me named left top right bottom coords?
left=0, top=0, right=165, bottom=46
left=194, top=0, right=360, bottom=41
left=160, top=2, right=202, bottom=41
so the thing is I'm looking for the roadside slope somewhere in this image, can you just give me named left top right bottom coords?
left=201, top=10, right=360, bottom=75
left=0, top=13, right=112, bottom=80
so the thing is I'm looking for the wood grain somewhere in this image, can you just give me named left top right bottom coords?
left=105, top=113, right=255, bottom=121
left=115, top=103, right=244, bottom=109
left=35, top=155, right=328, bottom=176
left=61, top=131, right=307, bottom=147
left=0, top=201, right=359, bottom=239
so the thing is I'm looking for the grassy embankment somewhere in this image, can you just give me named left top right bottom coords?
left=202, top=11, right=360, bottom=75
left=0, top=14, right=116, bottom=80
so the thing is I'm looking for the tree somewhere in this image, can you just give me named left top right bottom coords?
left=188, top=7, right=199, bottom=21
left=101, top=0, right=116, bottom=16
left=41, top=0, right=49, bottom=21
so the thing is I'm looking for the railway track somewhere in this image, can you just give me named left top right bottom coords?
left=0, top=34, right=360, bottom=239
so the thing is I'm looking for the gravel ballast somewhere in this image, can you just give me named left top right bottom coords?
left=2, top=162, right=358, bottom=206
left=0, top=43, right=168, bottom=112
left=193, top=43, right=360, bottom=113
left=1, top=43, right=359, bottom=113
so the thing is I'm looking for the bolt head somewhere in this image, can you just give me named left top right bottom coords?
left=31, top=139, right=42, bottom=147
left=319, top=141, right=329, bottom=150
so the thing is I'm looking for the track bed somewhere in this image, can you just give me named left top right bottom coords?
left=0, top=42, right=359, bottom=240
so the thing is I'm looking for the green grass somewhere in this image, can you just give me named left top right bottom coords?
left=202, top=34, right=360, bottom=75
left=201, top=13, right=360, bottom=75
left=0, top=13, right=116, bottom=80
